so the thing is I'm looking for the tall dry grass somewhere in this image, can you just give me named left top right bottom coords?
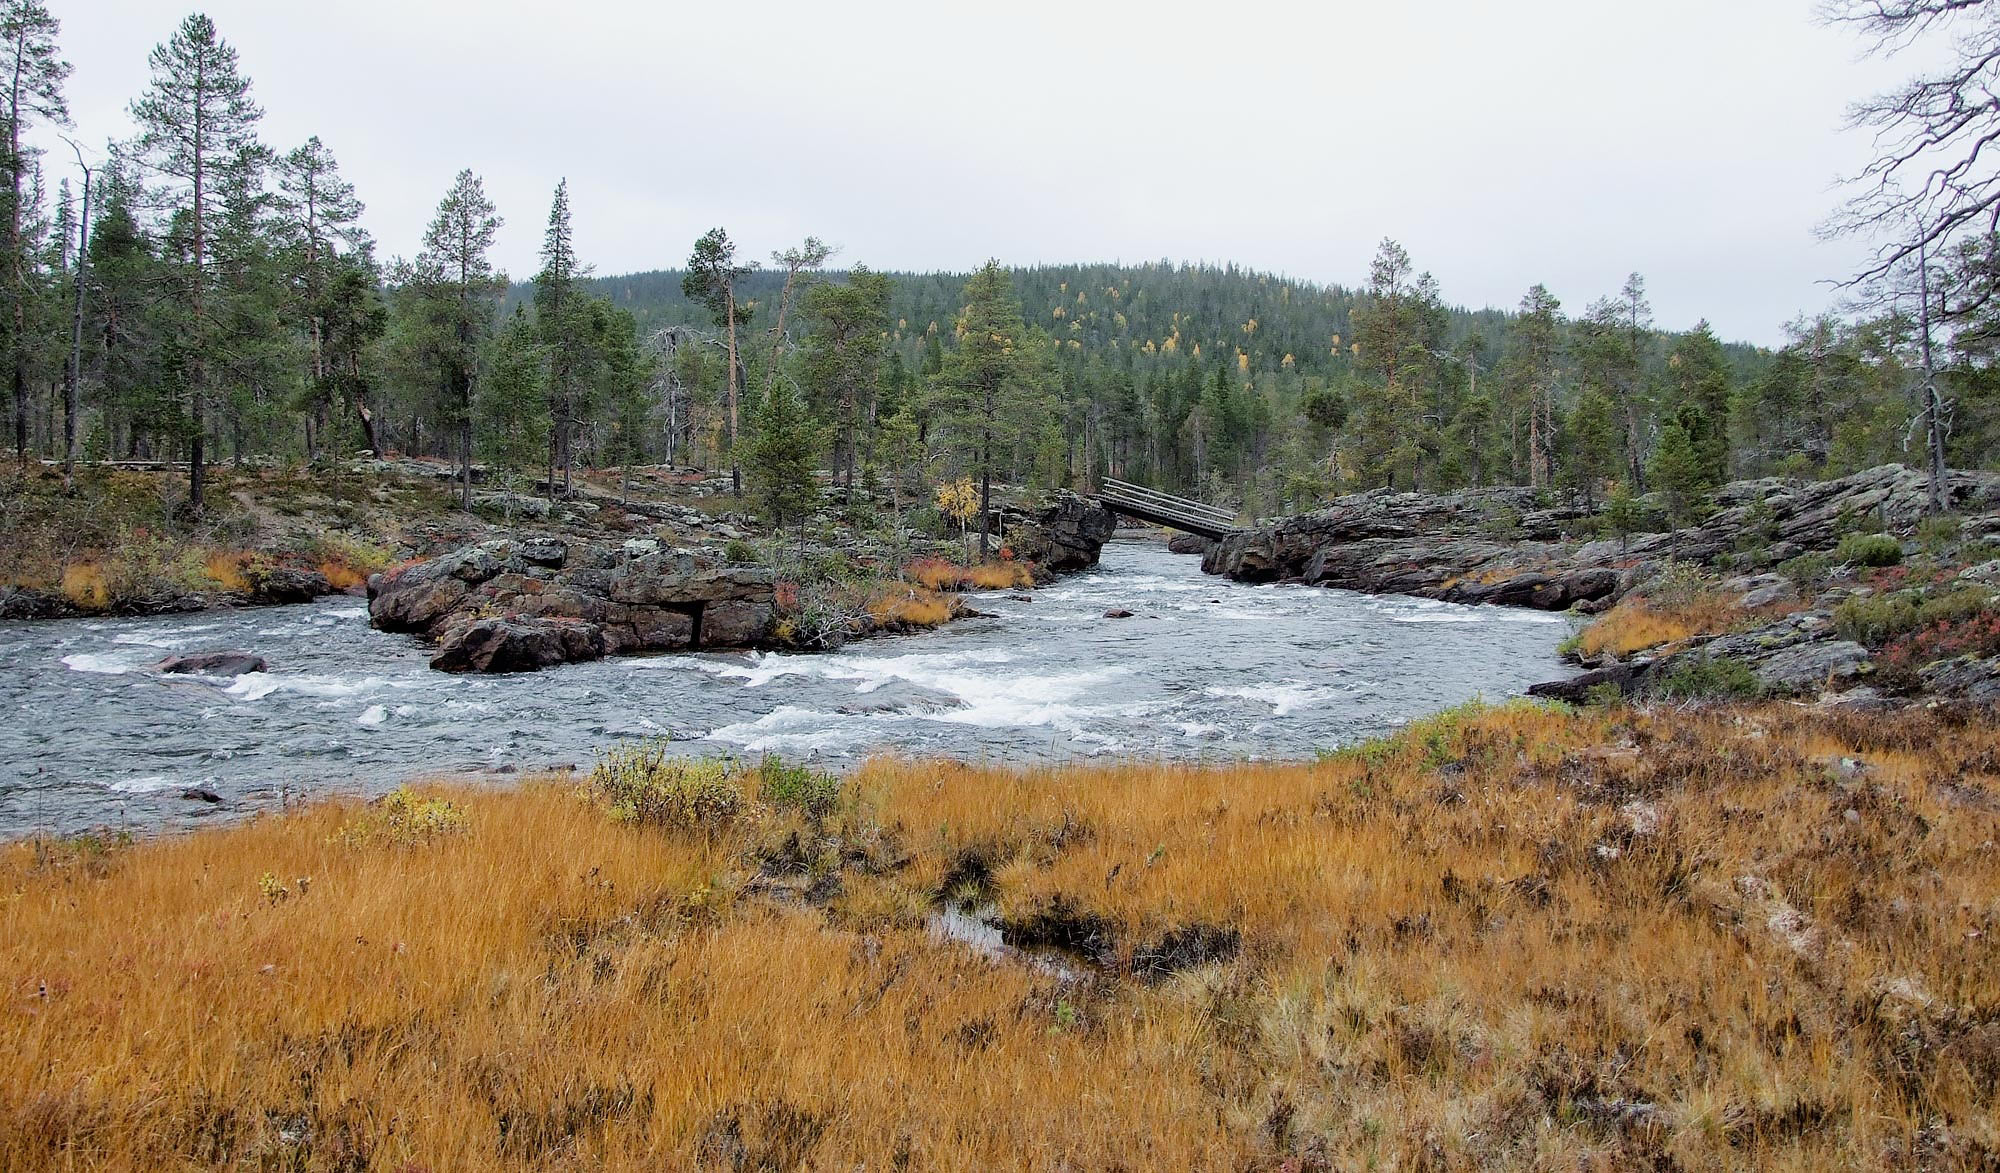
left=4, top=702, right=1997, bottom=1169
left=1571, top=591, right=1805, bottom=659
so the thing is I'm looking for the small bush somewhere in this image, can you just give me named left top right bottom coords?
left=724, top=538, right=760, bottom=565
left=1641, top=560, right=1710, bottom=608
left=757, top=755, right=842, bottom=820
left=1777, top=552, right=1834, bottom=594
left=1835, top=588, right=1991, bottom=647
left=1837, top=533, right=1903, bottom=567
left=1651, top=655, right=1762, bottom=701
left=588, top=742, right=742, bottom=833
left=334, top=787, right=468, bottom=847
left=1879, top=610, right=2000, bottom=682
left=1916, top=514, right=1963, bottom=554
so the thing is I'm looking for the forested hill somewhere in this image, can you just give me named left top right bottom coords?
left=519, top=262, right=1769, bottom=390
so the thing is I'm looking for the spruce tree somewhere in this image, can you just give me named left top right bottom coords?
left=129, top=12, right=262, bottom=514
left=744, top=380, right=820, bottom=546
left=274, top=135, right=365, bottom=458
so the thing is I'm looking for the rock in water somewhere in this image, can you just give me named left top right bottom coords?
left=180, top=787, right=223, bottom=803
left=251, top=568, right=333, bottom=605
left=429, top=616, right=606, bottom=673
left=1004, top=492, right=1119, bottom=574
left=370, top=537, right=777, bottom=673
left=1167, top=532, right=1213, bottom=556
left=156, top=651, right=269, bottom=676
left=1103, top=608, right=1135, bottom=619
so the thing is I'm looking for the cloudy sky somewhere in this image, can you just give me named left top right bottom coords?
left=52, top=1, right=1920, bottom=344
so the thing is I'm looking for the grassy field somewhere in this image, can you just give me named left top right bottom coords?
left=4, top=701, right=1998, bottom=1170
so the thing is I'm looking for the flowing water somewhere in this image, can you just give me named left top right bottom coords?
left=0, top=540, right=1577, bottom=836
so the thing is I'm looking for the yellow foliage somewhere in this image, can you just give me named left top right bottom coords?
left=1237, top=351, right=1250, bottom=373
left=933, top=477, right=979, bottom=526
left=1572, top=592, right=1792, bottom=658
left=59, top=562, right=109, bottom=610
left=1281, top=353, right=1296, bottom=369
left=5, top=703, right=1997, bottom=1168
left=205, top=551, right=256, bottom=593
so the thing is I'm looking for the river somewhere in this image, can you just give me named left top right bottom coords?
left=0, top=540, right=1577, bottom=836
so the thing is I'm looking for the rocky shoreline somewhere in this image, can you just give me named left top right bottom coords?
left=1199, top=463, right=2000, bottom=706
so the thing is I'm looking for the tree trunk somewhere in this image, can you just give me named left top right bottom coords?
left=63, top=177, right=87, bottom=491
left=725, top=282, right=741, bottom=496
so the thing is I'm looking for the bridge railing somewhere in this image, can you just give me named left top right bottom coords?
left=1100, top=477, right=1239, bottom=530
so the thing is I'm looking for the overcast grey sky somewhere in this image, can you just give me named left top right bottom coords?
left=51, top=1, right=1915, bottom=344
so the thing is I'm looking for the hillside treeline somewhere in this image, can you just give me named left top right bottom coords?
left=9, top=6, right=2000, bottom=524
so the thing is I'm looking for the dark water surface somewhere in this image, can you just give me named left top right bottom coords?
left=0, top=540, right=1576, bottom=836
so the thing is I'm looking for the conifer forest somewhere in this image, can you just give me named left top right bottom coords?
left=9, top=6, right=1999, bottom=527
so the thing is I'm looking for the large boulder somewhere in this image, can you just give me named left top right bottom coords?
left=369, top=537, right=781, bottom=672
left=251, top=567, right=334, bottom=605
left=430, top=616, right=605, bottom=674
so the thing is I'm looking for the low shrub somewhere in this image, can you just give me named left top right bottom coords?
left=1776, top=552, right=1834, bottom=594
left=1836, top=532, right=1903, bottom=567
left=1916, top=514, right=1963, bottom=554
left=334, top=787, right=468, bottom=847
left=723, top=538, right=760, bottom=565
left=757, top=755, right=842, bottom=820
left=1878, top=610, right=2000, bottom=682
left=1650, top=655, right=1762, bottom=701
left=587, top=742, right=742, bottom=833
left=1834, top=587, right=1991, bottom=647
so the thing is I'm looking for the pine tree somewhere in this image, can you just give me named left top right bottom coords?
left=1, top=0, right=68, bottom=465
left=1648, top=421, right=1707, bottom=527
left=932, top=260, right=1052, bottom=557
left=410, top=169, right=502, bottom=509
left=129, top=12, right=262, bottom=514
left=800, top=265, right=892, bottom=501
left=683, top=227, right=753, bottom=495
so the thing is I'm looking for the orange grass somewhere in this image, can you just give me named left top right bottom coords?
left=905, top=556, right=1034, bottom=592
left=4, top=703, right=1998, bottom=1169
left=1572, top=591, right=1805, bottom=658
left=204, top=551, right=257, bottom=593
left=866, top=584, right=958, bottom=628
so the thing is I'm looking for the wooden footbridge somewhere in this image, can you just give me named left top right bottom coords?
left=1097, top=477, right=1241, bottom=539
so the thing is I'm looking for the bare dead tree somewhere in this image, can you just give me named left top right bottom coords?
left=1821, top=0, right=2000, bottom=298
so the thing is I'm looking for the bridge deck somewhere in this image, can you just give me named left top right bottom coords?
left=1098, top=478, right=1240, bottom=540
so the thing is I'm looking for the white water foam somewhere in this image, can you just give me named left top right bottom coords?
left=224, top=672, right=409, bottom=702
left=1203, top=681, right=1347, bottom=717
left=103, top=775, right=179, bottom=794
left=61, top=650, right=145, bottom=675
left=357, top=704, right=388, bottom=726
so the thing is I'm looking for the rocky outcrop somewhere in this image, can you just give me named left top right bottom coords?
left=1006, top=492, right=1119, bottom=575
left=1204, top=464, right=2000, bottom=615
left=368, top=537, right=777, bottom=673
left=1166, top=532, right=1212, bottom=556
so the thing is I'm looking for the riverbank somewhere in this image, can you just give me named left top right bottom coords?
left=1203, top=463, right=2000, bottom=707
left=6, top=699, right=1994, bottom=1169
